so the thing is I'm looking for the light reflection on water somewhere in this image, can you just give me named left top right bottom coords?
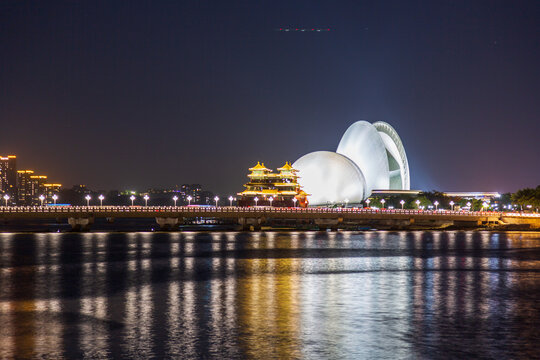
left=0, top=231, right=539, bottom=359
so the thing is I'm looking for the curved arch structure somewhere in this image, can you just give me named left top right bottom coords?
left=373, top=121, right=410, bottom=190
left=293, top=121, right=410, bottom=205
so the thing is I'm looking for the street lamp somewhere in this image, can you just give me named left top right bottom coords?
left=254, top=197, right=259, bottom=206
left=52, top=194, right=58, bottom=205
left=130, top=195, right=136, bottom=206
left=85, top=195, right=91, bottom=206
left=173, top=195, right=178, bottom=207
left=228, top=196, right=234, bottom=207
left=3, top=194, right=9, bottom=206
left=365, top=199, right=371, bottom=208
left=467, top=201, right=472, bottom=211
left=380, top=199, right=386, bottom=209
left=400, top=199, right=405, bottom=209
left=143, top=195, right=149, bottom=206
left=482, top=202, right=488, bottom=212
left=449, top=201, right=454, bottom=211
left=187, top=195, right=192, bottom=206
left=434, top=201, right=439, bottom=211
left=344, top=198, right=349, bottom=208
left=98, top=194, right=105, bottom=206
left=415, top=199, right=420, bottom=209
left=214, top=196, right=219, bottom=207
left=269, top=196, right=274, bottom=207
left=293, top=198, right=297, bottom=207
left=39, top=194, right=45, bottom=206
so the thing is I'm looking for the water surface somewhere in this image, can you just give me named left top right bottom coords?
left=0, top=231, right=539, bottom=359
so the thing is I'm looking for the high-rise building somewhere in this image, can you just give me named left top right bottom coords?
left=17, top=170, right=35, bottom=205
left=180, top=184, right=203, bottom=204
left=30, top=175, right=47, bottom=204
left=0, top=155, right=17, bottom=197
left=43, top=183, right=62, bottom=201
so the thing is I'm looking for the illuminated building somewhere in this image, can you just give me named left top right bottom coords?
left=293, top=121, right=410, bottom=206
left=442, top=192, right=501, bottom=200
left=0, top=155, right=17, bottom=197
left=16, top=170, right=35, bottom=205
left=237, top=162, right=308, bottom=207
left=181, top=184, right=202, bottom=204
left=44, top=183, right=62, bottom=200
left=179, top=184, right=215, bottom=205
left=29, top=175, right=47, bottom=204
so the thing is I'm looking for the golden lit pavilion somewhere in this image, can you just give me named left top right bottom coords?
left=237, top=162, right=308, bottom=207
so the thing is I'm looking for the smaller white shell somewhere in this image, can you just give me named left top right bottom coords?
left=293, top=151, right=367, bottom=206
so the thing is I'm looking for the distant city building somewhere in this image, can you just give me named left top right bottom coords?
left=30, top=175, right=47, bottom=204
left=44, top=183, right=62, bottom=201
left=140, top=185, right=215, bottom=205
left=442, top=192, right=501, bottom=201
left=0, top=155, right=17, bottom=197
left=17, top=170, right=35, bottom=205
left=72, top=184, right=89, bottom=194
left=237, top=162, right=308, bottom=207
left=177, top=184, right=214, bottom=205
left=16, top=172, right=62, bottom=205
left=181, top=184, right=203, bottom=204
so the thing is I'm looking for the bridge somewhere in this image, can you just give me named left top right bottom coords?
left=1, top=206, right=539, bottom=231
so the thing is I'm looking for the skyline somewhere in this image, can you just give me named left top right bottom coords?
left=1, top=1, right=539, bottom=193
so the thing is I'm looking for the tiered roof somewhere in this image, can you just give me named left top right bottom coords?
left=238, top=162, right=304, bottom=197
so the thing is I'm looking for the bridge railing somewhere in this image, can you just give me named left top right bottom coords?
left=0, top=205, right=538, bottom=218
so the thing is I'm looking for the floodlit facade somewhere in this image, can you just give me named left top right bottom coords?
left=237, top=162, right=309, bottom=207
left=293, top=121, right=410, bottom=206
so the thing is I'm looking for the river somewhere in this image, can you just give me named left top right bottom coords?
left=0, top=231, right=539, bottom=359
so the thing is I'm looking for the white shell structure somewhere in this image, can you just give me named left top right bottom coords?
left=336, top=121, right=389, bottom=193
left=292, top=151, right=367, bottom=205
left=293, top=120, right=410, bottom=205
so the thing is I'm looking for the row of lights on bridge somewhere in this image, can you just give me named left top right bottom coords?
left=1, top=194, right=240, bottom=207
left=0, top=194, right=303, bottom=208
left=0, top=194, right=502, bottom=211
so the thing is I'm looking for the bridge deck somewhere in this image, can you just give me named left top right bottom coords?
left=1, top=205, right=535, bottom=222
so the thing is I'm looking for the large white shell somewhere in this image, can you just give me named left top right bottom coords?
left=336, top=121, right=389, bottom=193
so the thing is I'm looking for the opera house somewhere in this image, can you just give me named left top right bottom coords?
left=293, top=121, right=410, bottom=206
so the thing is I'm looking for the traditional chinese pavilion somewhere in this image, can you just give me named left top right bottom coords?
left=237, top=162, right=308, bottom=207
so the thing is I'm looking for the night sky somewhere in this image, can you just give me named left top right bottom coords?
left=1, top=0, right=539, bottom=195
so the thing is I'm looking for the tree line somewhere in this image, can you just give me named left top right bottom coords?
left=511, top=185, right=540, bottom=210
left=362, top=185, right=540, bottom=212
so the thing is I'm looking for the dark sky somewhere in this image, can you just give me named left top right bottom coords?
left=1, top=0, right=539, bottom=195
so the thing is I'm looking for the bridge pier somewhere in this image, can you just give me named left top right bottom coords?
left=155, top=217, right=180, bottom=231
left=68, top=217, right=94, bottom=231
left=315, top=218, right=342, bottom=231
left=238, top=217, right=265, bottom=231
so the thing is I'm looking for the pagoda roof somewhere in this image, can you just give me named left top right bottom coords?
left=249, top=162, right=271, bottom=171
left=277, top=161, right=296, bottom=172
left=274, top=182, right=298, bottom=186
